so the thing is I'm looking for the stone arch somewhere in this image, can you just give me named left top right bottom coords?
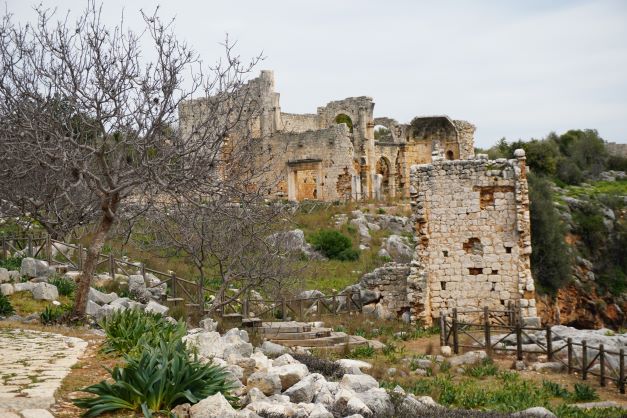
left=376, top=156, right=391, bottom=196
left=334, top=113, right=353, bottom=133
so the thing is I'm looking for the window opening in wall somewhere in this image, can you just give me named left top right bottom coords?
left=505, top=246, right=512, bottom=254
left=374, top=125, right=392, bottom=141
left=491, top=270, right=498, bottom=275
left=491, top=282, right=496, bottom=291
left=500, top=299, right=506, bottom=305
left=442, top=250, right=448, bottom=257
left=446, top=150, right=454, bottom=160
left=468, top=267, right=482, bottom=275
left=440, top=281, right=446, bottom=290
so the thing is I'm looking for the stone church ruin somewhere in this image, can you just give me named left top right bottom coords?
left=179, top=71, right=537, bottom=324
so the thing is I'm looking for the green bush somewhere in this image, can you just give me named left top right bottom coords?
left=464, top=358, right=499, bottom=378
left=100, top=309, right=186, bottom=356
left=74, top=340, right=236, bottom=417
left=40, top=303, right=72, bottom=325
left=49, top=276, right=76, bottom=296
left=542, top=380, right=569, bottom=398
left=0, top=293, right=15, bottom=316
left=348, top=345, right=375, bottom=359
left=571, top=383, right=599, bottom=402
left=0, top=256, right=23, bottom=271
left=308, top=229, right=358, bottom=261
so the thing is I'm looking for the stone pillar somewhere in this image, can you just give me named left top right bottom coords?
left=287, top=169, right=297, bottom=201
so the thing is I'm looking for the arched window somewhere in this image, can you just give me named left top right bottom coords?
left=374, top=125, right=391, bottom=141
left=334, top=114, right=353, bottom=133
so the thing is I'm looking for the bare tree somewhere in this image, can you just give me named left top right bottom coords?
left=0, top=2, right=266, bottom=318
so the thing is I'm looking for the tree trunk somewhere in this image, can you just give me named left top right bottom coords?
left=71, top=207, right=116, bottom=319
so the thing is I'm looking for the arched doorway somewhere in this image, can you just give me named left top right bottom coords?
left=376, top=157, right=391, bottom=197
left=335, top=114, right=353, bottom=133
left=446, top=150, right=454, bottom=160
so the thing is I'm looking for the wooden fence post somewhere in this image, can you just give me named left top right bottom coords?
left=109, top=254, right=115, bottom=279
left=199, top=277, right=205, bottom=313
left=546, top=325, right=553, bottom=361
left=298, top=298, right=304, bottom=321
left=620, top=349, right=625, bottom=394
left=170, top=271, right=177, bottom=299
left=332, top=294, right=337, bottom=315
left=567, top=338, right=573, bottom=374
left=582, top=340, right=588, bottom=380
left=452, top=308, right=459, bottom=354
left=317, top=297, right=322, bottom=319
left=347, top=292, right=352, bottom=315
left=599, top=344, right=605, bottom=387
left=282, top=297, right=287, bottom=322
left=141, top=263, right=146, bottom=281
left=439, top=311, right=446, bottom=346
left=516, top=322, right=523, bottom=361
left=78, top=244, right=83, bottom=270
left=27, top=235, right=32, bottom=257
left=484, top=306, right=491, bottom=355
left=46, top=235, right=52, bottom=264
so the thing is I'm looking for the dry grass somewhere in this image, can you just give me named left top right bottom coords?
left=7, top=291, right=73, bottom=316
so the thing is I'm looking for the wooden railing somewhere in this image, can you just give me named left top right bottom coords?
left=441, top=306, right=627, bottom=394
left=0, top=233, right=367, bottom=321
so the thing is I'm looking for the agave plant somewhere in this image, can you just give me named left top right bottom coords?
left=0, top=293, right=15, bottom=316
left=74, top=340, right=236, bottom=417
left=99, top=309, right=186, bottom=356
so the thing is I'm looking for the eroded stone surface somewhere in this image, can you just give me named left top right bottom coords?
left=0, top=328, right=87, bottom=413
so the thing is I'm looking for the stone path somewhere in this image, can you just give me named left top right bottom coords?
left=0, top=328, right=87, bottom=417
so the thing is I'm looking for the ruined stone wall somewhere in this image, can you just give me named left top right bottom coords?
left=453, top=120, right=476, bottom=160
left=407, top=152, right=535, bottom=325
left=279, top=113, right=320, bottom=133
left=606, top=142, right=627, bottom=158
left=260, top=125, right=356, bottom=201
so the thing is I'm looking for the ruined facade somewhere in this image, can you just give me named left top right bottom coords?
left=179, top=70, right=476, bottom=201
left=406, top=151, right=536, bottom=324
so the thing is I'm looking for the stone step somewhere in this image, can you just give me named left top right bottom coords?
left=270, top=332, right=349, bottom=347
left=260, top=321, right=312, bottom=333
left=260, top=329, right=332, bottom=340
left=299, top=336, right=370, bottom=353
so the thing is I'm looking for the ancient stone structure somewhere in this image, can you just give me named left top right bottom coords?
left=179, top=70, right=476, bottom=201
left=406, top=151, right=535, bottom=325
left=606, top=142, right=627, bottom=158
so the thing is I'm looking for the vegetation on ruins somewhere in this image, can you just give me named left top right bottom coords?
left=308, top=229, right=359, bottom=261
left=0, top=2, right=286, bottom=319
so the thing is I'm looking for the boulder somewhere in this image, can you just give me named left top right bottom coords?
left=356, top=388, right=394, bottom=418
left=20, top=258, right=51, bottom=278
left=247, top=371, right=282, bottom=396
left=334, top=388, right=373, bottom=417
left=261, top=340, right=288, bottom=358
left=272, top=363, right=309, bottom=390
left=448, top=350, right=487, bottom=367
left=185, top=330, right=253, bottom=361
left=335, top=359, right=372, bottom=374
left=531, top=361, right=566, bottom=373
left=245, top=400, right=295, bottom=417
left=88, top=287, right=118, bottom=305
left=189, top=392, right=239, bottom=418
left=339, top=374, right=378, bottom=393
left=283, top=373, right=326, bottom=403
left=512, top=406, right=557, bottom=417
left=308, top=404, right=334, bottom=418
left=7, top=271, right=20, bottom=281
left=95, top=303, right=126, bottom=321
left=13, top=282, right=35, bottom=292
left=86, top=300, right=101, bottom=316
left=31, top=282, right=59, bottom=301
left=382, top=235, right=413, bottom=263
left=145, top=300, right=169, bottom=315
left=128, top=274, right=149, bottom=302
left=0, top=283, right=14, bottom=296
left=0, top=268, right=9, bottom=283
left=200, top=317, right=218, bottom=332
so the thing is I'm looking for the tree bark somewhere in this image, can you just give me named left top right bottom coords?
left=71, top=197, right=118, bottom=319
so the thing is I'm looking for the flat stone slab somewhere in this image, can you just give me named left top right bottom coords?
left=0, top=328, right=87, bottom=412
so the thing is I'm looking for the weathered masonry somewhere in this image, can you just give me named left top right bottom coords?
left=179, top=70, right=476, bottom=201
left=406, top=150, right=536, bottom=325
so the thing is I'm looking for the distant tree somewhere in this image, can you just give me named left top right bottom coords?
left=335, top=114, right=353, bottom=133
left=528, top=173, right=572, bottom=293
left=374, top=126, right=391, bottom=141
left=523, top=139, right=559, bottom=176
left=0, top=3, right=265, bottom=318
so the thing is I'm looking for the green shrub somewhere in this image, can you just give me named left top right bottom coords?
left=348, top=345, right=375, bottom=359
left=571, top=383, right=599, bottom=402
left=0, top=293, right=15, bottom=316
left=308, top=229, right=357, bottom=260
left=40, top=303, right=72, bottom=325
left=542, top=380, right=569, bottom=398
left=74, top=340, right=236, bottom=417
left=100, top=309, right=186, bottom=356
left=49, top=276, right=76, bottom=296
left=464, top=357, right=499, bottom=378
left=0, top=256, right=22, bottom=271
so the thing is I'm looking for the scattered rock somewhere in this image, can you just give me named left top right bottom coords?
left=449, top=350, right=487, bottom=367
left=513, top=406, right=557, bottom=417
left=31, top=282, right=59, bottom=301
left=272, top=363, right=309, bottom=390
left=339, top=374, right=378, bottom=393
left=88, top=287, right=118, bottom=305
left=199, top=317, right=218, bottom=332
left=0, top=268, right=9, bottom=283
left=247, top=371, right=282, bottom=396
left=189, top=392, right=239, bottom=418
left=144, top=300, right=169, bottom=315
left=0, top=283, right=14, bottom=296
left=261, top=340, right=287, bottom=358
left=20, top=258, right=51, bottom=278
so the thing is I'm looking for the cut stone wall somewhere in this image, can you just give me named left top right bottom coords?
left=407, top=151, right=535, bottom=325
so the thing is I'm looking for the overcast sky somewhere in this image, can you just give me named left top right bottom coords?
left=5, top=0, right=627, bottom=147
